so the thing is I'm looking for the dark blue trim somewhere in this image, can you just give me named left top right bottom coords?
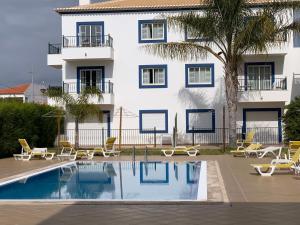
left=139, top=65, right=168, bottom=89
left=76, top=22, right=105, bottom=47
left=139, top=110, right=168, bottom=134
left=77, top=66, right=105, bottom=94
left=242, top=108, right=282, bottom=143
left=103, top=111, right=111, bottom=138
left=140, top=162, right=169, bottom=184
left=186, top=109, right=216, bottom=133
left=244, top=62, right=275, bottom=91
left=185, top=64, right=215, bottom=88
left=138, top=20, right=167, bottom=43
left=186, top=163, right=199, bottom=184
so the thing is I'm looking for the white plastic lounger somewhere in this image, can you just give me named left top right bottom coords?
left=161, top=145, right=200, bottom=157
left=245, top=146, right=282, bottom=158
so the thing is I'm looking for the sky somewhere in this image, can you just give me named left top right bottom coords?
left=0, top=0, right=79, bottom=88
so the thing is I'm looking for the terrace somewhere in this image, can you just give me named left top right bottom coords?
left=47, top=35, right=114, bottom=68
left=238, top=77, right=289, bottom=102
left=0, top=155, right=300, bottom=224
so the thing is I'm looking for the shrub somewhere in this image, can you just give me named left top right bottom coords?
left=0, top=102, right=58, bottom=158
left=283, top=96, right=300, bottom=142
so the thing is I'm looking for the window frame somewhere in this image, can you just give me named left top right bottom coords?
left=185, top=64, right=215, bottom=88
left=139, top=110, right=168, bottom=134
left=138, top=20, right=167, bottom=43
left=139, top=65, right=168, bottom=88
left=186, top=109, right=216, bottom=133
left=77, top=66, right=105, bottom=94
left=76, top=22, right=105, bottom=47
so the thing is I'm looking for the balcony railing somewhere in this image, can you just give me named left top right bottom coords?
left=63, top=35, right=113, bottom=48
left=48, top=43, right=61, bottom=54
left=63, top=81, right=113, bottom=94
left=238, top=77, right=287, bottom=91
left=48, top=35, right=113, bottom=54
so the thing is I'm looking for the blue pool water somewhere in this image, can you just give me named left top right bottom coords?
left=0, top=161, right=207, bottom=201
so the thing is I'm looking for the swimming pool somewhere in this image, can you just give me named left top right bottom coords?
left=0, top=161, right=207, bottom=201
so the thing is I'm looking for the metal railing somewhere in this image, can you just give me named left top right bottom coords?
left=238, top=77, right=287, bottom=91
left=62, top=35, right=113, bottom=48
left=63, top=81, right=113, bottom=94
left=58, top=127, right=282, bottom=147
left=48, top=43, right=61, bottom=54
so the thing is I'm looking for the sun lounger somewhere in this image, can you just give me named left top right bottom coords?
left=94, top=137, right=120, bottom=157
left=13, top=139, right=54, bottom=161
left=245, top=146, right=282, bottom=158
left=230, top=143, right=262, bottom=157
left=57, top=141, right=78, bottom=161
left=236, top=130, right=255, bottom=148
left=161, top=145, right=201, bottom=157
left=251, top=148, right=300, bottom=176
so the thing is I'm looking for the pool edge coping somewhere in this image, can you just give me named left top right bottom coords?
left=0, top=160, right=226, bottom=205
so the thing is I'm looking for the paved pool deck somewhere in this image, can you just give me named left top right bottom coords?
left=0, top=155, right=300, bottom=224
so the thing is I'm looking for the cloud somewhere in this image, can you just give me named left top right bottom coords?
left=0, top=0, right=78, bottom=88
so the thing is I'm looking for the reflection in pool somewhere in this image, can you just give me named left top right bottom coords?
left=0, top=161, right=206, bottom=201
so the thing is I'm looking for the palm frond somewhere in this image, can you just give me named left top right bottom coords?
left=145, top=42, right=224, bottom=63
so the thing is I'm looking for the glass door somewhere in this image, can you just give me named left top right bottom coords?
left=80, top=69, right=102, bottom=92
left=78, top=24, right=103, bottom=47
left=247, top=64, right=272, bottom=90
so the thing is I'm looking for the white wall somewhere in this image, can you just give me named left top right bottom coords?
left=58, top=9, right=300, bottom=137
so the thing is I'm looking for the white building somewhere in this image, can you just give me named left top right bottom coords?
left=47, top=0, right=300, bottom=146
left=0, top=83, right=47, bottom=104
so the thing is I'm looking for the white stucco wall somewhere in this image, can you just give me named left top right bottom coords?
left=50, top=8, right=300, bottom=142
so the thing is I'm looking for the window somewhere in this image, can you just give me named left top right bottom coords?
left=77, top=22, right=104, bottom=47
left=138, top=20, right=167, bottom=43
left=139, top=110, right=168, bottom=133
left=186, top=109, right=215, bottom=133
left=245, top=62, right=274, bottom=91
left=77, top=67, right=104, bottom=94
left=294, top=9, right=300, bottom=47
left=139, top=65, right=167, bottom=88
left=185, top=64, right=214, bottom=87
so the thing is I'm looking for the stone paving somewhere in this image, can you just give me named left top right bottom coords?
left=0, top=155, right=300, bottom=224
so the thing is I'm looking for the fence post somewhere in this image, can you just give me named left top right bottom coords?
left=101, top=128, right=105, bottom=147
left=173, top=127, right=176, bottom=147
left=154, top=127, right=157, bottom=148
left=222, top=106, right=226, bottom=153
left=192, top=127, right=195, bottom=146
left=145, top=145, right=148, bottom=162
left=132, top=145, right=136, bottom=162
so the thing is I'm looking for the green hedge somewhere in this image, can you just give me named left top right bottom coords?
left=0, top=102, right=58, bottom=158
left=283, top=96, right=300, bottom=142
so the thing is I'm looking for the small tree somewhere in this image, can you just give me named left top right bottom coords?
left=283, top=96, right=300, bottom=142
left=145, top=0, right=300, bottom=147
left=46, top=87, right=103, bottom=149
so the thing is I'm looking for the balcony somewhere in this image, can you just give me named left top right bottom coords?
left=47, top=35, right=114, bottom=67
left=63, top=81, right=114, bottom=105
left=47, top=43, right=63, bottom=68
left=238, top=77, right=289, bottom=102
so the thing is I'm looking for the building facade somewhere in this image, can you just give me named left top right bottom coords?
left=48, top=0, right=300, bottom=146
left=0, top=83, right=47, bottom=104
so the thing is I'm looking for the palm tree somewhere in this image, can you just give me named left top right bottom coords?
left=46, top=87, right=103, bottom=149
left=145, top=0, right=300, bottom=147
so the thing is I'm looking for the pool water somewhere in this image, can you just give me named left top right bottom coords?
left=0, top=161, right=207, bottom=201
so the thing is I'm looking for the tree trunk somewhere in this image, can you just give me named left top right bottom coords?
left=224, top=64, right=239, bottom=148
left=75, top=118, right=79, bottom=150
